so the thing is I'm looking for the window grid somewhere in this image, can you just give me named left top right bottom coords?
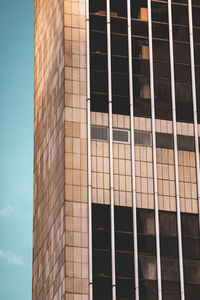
left=86, top=1, right=200, bottom=300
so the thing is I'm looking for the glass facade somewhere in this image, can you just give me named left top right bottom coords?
left=89, top=0, right=200, bottom=123
left=93, top=204, right=200, bottom=300
left=87, top=1, right=200, bottom=300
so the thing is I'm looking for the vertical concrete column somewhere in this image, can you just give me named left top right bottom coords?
left=64, top=0, right=89, bottom=299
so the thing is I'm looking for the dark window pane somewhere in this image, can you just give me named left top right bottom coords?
left=154, top=62, right=170, bottom=79
left=154, top=79, right=172, bottom=120
left=193, top=27, right=200, bottom=43
left=133, top=97, right=151, bottom=118
left=176, top=101, right=194, bottom=123
left=113, top=129, right=129, bottom=143
left=91, top=93, right=108, bottom=113
left=131, top=0, right=147, bottom=20
left=115, top=206, right=133, bottom=232
left=156, top=133, right=173, bottom=150
left=116, top=278, right=135, bottom=298
left=93, top=276, right=112, bottom=300
left=137, top=209, right=155, bottom=235
left=133, top=76, right=150, bottom=99
left=181, top=213, right=199, bottom=237
left=90, top=31, right=107, bottom=54
left=112, top=73, right=129, bottom=96
left=152, top=22, right=169, bottom=39
left=91, top=53, right=107, bottom=71
left=159, top=211, right=177, bottom=235
left=110, top=0, right=127, bottom=18
left=91, top=70, right=108, bottom=93
left=93, top=250, right=111, bottom=276
left=93, top=230, right=111, bottom=250
left=133, top=59, right=150, bottom=76
left=155, top=101, right=172, bottom=121
left=162, top=281, right=181, bottom=300
left=138, top=235, right=156, bottom=255
left=161, top=258, right=180, bottom=282
left=175, top=64, right=191, bottom=82
left=175, top=81, right=192, bottom=103
left=116, top=252, right=134, bottom=278
left=173, top=25, right=189, bottom=42
left=172, top=4, right=189, bottom=25
left=139, top=256, right=157, bottom=280
left=91, top=126, right=108, bottom=141
left=112, top=56, right=129, bottom=74
left=90, top=14, right=106, bottom=31
left=160, top=236, right=179, bottom=258
left=112, top=34, right=128, bottom=56
left=172, top=0, right=187, bottom=3
left=153, top=40, right=170, bottom=62
left=133, top=37, right=149, bottom=59
left=139, top=280, right=158, bottom=300
left=115, top=232, right=133, bottom=252
left=135, top=131, right=152, bottom=146
left=192, top=0, right=200, bottom=6
left=92, top=204, right=110, bottom=230
left=192, top=6, right=200, bottom=27
left=89, top=0, right=106, bottom=13
left=174, top=42, right=190, bottom=65
left=177, top=135, right=195, bottom=151
left=184, top=260, right=200, bottom=284
left=185, top=284, right=200, bottom=300
left=132, top=20, right=148, bottom=37
left=112, top=96, right=130, bottom=115
left=111, top=17, right=127, bottom=34
left=152, top=2, right=168, bottom=23
left=183, top=237, right=200, bottom=260
left=195, top=67, right=200, bottom=123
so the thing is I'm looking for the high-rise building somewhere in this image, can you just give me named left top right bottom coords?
left=33, top=0, right=200, bottom=299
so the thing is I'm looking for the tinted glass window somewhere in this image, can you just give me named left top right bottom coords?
left=139, top=255, right=157, bottom=280
left=161, top=258, right=180, bottom=282
left=137, top=209, right=155, bottom=234
left=181, top=213, right=199, bottom=237
left=93, top=276, right=112, bottom=300
left=92, top=204, right=110, bottom=230
left=115, top=206, right=133, bottom=232
left=93, top=250, right=111, bottom=276
left=159, top=211, right=177, bottom=235
left=156, top=133, right=173, bottom=150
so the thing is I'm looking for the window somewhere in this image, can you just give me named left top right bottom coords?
left=92, top=206, right=200, bottom=300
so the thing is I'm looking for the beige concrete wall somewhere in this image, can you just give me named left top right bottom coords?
left=33, top=0, right=65, bottom=299
left=64, top=0, right=89, bottom=299
left=90, top=112, right=199, bottom=213
left=34, top=0, right=89, bottom=298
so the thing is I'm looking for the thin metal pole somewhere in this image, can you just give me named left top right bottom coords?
left=188, top=0, right=200, bottom=228
left=86, top=0, right=93, bottom=298
left=168, top=1, right=185, bottom=300
left=106, top=1, right=116, bottom=299
left=147, top=1, right=162, bottom=299
left=127, top=0, right=139, bottom=299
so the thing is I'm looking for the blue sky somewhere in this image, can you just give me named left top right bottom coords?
left=0, top=0, right=34, bottom=299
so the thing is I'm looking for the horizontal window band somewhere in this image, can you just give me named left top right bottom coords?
left=90, top=51, right=197, bottom=67
left=91, top=126, right=130, bottom=143
left=92, top=204, right=200, bottom=294
left=91, top=126, right=197, bottom=151
left=89, top=12, right=200, bottom=29
left=90, top=28, right=198, bottom=46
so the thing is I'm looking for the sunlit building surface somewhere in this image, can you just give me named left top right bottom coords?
left=33, top=0, right=200, bottom=299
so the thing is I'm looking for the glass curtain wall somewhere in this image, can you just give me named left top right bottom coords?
left=89, top=0, right=198, bottom=123
left=92, top=204, right=200, bottom=300
left=192, top=0, right=200, bottom=122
